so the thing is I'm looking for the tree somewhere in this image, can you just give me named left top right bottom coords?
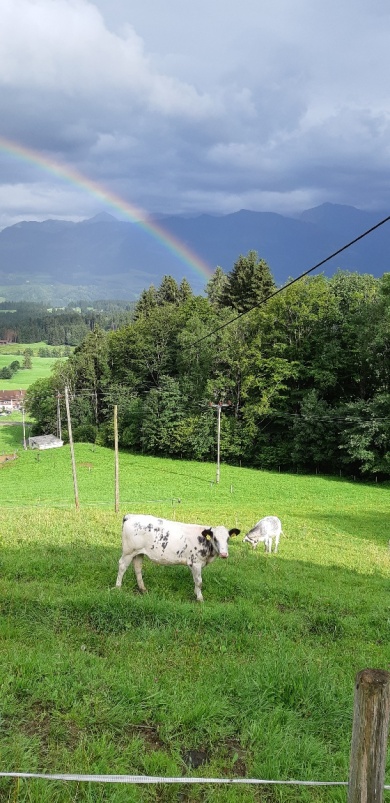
left=156, top=275, right=180, bottom=305
left=178, top=277, right=193, bottom=303
left=221, top=251, right=275, bottom=312
left=22, top=353, right=32, bottom=369
left=108, top=304, right=183, bottom=392
left=25, top=377, right=58, bottom=433
left=291, top=390, right=340, bottom=472
left=140, top=376, right=184, bottom=455
left=206, top=266, right=229, bottom=307
left=338, top=394, right=390, bottom=477
left=134, top=286, right=158, bottom=319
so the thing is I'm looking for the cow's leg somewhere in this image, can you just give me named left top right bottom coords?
left=274, top=534, right=280, bottom=553
left=116, top=552, right=136, bottom=587
left=132, top=555, right=147, bottom=593
left=190, top=563, right=204, bottom=602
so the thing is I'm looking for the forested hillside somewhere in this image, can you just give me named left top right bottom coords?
left=25, top=255, right=390, bottom=479
left=0, top=299, right=135, bottom=344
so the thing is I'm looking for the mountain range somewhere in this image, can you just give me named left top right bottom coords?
left=0, top=203, right=388, bottom=305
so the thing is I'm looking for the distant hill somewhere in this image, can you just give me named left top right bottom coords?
left=0, top=204, right=389, bottom=304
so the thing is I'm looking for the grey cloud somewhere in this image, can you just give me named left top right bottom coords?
left=0, top=0, right=390, bottom=229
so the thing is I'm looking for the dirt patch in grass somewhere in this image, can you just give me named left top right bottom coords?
left=0, top=453, right=17, bottom=465
left=221, top=737, right=247, bottom=776
left=181, top=748, right=209, bottom=769
left=123, top=722, right=166, bottom=751
left=21, top=701, right=82, bottom=750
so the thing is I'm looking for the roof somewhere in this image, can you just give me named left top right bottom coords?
left=28, top=434, right=63, bottom=448
left=0, top=389, right=26, bottom=402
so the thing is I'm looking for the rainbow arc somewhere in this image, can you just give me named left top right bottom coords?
left=0, top=135, right=213, bottom=283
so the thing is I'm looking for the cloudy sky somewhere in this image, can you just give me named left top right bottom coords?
left=0, top=0, right=389, bottom=228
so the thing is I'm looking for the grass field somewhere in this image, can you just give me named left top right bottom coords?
left=0, top=429, right=389, bottom=802
left=0, top=343, right=53, bottom=356
left=0, top=354, right=61, bottom=390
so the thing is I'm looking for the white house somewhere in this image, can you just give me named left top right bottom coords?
left=0, top=390, right=26, bottom=411
left=28, top=434, right=64, bottom=450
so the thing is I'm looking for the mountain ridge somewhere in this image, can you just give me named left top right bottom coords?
left=0, top=203, right=388, bottom=305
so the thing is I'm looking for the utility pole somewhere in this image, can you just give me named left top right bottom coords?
left=22, top=406, right=27, bottom=450
left=209, top=401, right=230, bottom=484
left=57, top=392, right=62, bottom=441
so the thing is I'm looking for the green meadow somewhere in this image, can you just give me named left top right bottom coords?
left=0, top=426, right=389, bottom=802
left=0, top=354, right=60, bottom=390
left=0, top=343, right=51, bottom=356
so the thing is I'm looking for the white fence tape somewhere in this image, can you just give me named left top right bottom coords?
left=0, top=771, right=389, bottom=789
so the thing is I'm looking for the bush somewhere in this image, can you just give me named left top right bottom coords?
left=72, top=424, right=97, bottom=443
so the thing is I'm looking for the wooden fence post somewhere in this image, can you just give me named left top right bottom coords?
left=64, top=385, right=79, bottom=511
left=348, top=668, right=390, bottom=803
left=114, top=405, right=119, bottom=514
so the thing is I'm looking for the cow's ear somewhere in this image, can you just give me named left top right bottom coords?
left=202, top=528, right=213, bottom=541
left=229, top=528, right=241, bottom=537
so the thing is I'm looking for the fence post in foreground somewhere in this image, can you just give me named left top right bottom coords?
left=348, top=668, right=390, bottom=803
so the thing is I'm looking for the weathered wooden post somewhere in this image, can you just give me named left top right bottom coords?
left=348, top=668, right=390, bottom=803
left=114, top=404, right=119, bottom=514
left=64, top=385, right=79, bottom=511
left=209, top=401, right=230, bottom=484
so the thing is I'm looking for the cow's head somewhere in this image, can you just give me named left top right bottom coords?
left=242, top=532, right=256, bottom=544
left=202, top=526, right=240, bottom=558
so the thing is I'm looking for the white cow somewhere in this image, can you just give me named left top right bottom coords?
left=243, top=516, right=282, bottom=553
left=116, top=514, right=241, bottom=601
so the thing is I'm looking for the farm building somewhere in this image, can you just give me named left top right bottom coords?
left=0, top=389, right=26, bottom=411
left=28, top=434, right=64, bottom=450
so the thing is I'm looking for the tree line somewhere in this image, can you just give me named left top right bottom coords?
left=25, top=254, right=390, bottom=479
left=0, top=300, right=135, bottom=345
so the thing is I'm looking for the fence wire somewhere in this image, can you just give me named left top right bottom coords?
left=0, top=771, right=389, bottom=788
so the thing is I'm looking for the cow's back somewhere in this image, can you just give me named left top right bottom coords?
left=257, top=516, right=281, bottom=537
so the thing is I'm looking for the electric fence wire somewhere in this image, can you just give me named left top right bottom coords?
left=1, top=770, right=389, bottom=788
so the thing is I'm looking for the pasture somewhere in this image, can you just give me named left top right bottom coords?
left=0, top=431, right=389, bottom=802
left=0, top=343, right=53, bottom=356
left=0, top=354, right=60, bottom=390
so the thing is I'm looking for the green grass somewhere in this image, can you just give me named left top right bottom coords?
left=0, top=355, right=61, bottom=390
left=0, top=438, right=389, bottom=802
left=0, top=342, right=50, bottom=356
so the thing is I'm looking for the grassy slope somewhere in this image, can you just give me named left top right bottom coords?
left=0, top=437, right=389, bottom=802
left=0, top=354, right=60, bottom=390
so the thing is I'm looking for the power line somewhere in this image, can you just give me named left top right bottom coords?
left=187, top=214, right=390, bottom=349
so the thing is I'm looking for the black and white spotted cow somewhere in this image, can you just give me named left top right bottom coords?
left=115, top=514, right=241, bottom=601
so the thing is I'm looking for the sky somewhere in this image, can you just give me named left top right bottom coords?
left=0, top=0, right=389, bottom=229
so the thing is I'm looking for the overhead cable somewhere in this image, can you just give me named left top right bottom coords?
left=187, top=214, right=390, bottom=349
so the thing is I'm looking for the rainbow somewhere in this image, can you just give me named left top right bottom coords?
left=0, top=135, right=213, bottom=283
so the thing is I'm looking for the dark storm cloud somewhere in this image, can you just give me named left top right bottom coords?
left=0, top=0, right=390, bottom=227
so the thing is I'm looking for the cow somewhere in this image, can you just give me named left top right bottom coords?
left=242, top=515, right=282, bottom=553
left=115, top=514, right=241, bottom=601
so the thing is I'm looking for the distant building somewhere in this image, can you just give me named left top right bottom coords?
left=28, top=434, right=64, bottom=450
left=0, top=389, right=26, bottom=411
